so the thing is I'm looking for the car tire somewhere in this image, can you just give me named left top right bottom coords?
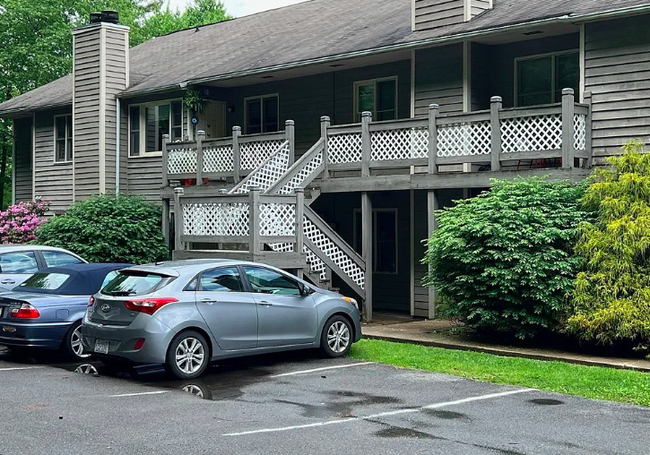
left=165, top=330, right=210, bottom=380
left=320, top=315, right=353, bottom=358
left=63, top=321, right=91, bottom=360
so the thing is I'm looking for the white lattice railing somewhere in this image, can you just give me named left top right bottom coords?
left=230, top=141, right=291, bottom=194
left=167, top=143, right=198, bottom=175
left=438, top=120, right=491, bottom=157
left=267, top=139, right=325, bottom=195
left=182, top=201, right=249, bottom=237
left=370, top=121, right=429, bottom=161
left=574, top=114, right=587, bottom=151
left=328, top=129, right=362, bottom=164
left=203, top=141, right=234, bottom=173
left=500, top=114, right=563, bottom=154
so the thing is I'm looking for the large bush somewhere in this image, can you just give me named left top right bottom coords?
left=0, top=200, right=49, bottom=244
left=568, top=143, right=650, bottom=350
left=423, top=178, right=588, bottom=339
left=36, top=195, right=169, bottom=264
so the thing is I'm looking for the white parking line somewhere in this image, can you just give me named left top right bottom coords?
left=0, top=366, right=43, bottom=372
left=109, top=391, right=169, bottom=398
left=270, top=362, right=374, bottom=378
left=223, top=388, right=532, bottom=437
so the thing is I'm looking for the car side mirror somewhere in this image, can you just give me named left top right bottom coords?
left=299, top=283, right=313, bottom=296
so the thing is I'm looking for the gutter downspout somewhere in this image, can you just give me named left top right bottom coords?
left=116, top=97, right=120, bottom=195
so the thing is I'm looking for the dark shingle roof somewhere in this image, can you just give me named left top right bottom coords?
left=1, top=0, right=649, bottom=116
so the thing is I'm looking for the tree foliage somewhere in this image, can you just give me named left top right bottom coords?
left=35, top=195, right=169, bottom=264
left=423, top=178, right=588, bottom=339
left=568, top=142, right=650, bottom=350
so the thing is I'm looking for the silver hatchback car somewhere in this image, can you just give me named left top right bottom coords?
left=81, top=260, right=362, bottom=379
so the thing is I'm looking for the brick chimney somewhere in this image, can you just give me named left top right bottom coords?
left=72, top=11, right=129, bottom=198
left=413, top=0, right=493, bottom=32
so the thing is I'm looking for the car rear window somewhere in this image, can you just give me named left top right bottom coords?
left=19, top=273, right=70, bottom=290
left=101, top=271, right=167, bottom=296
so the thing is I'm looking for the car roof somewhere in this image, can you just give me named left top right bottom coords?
left=125, top=259, right=277, bottom=277
left=39, top=263, right=131, bottom=274
left=17, top=263, right=131, bottom=295
left=0, top=244, right=84, bottom=256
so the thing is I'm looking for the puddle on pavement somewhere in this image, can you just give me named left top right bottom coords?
left=375, top=426, right=437, bottom=440
left=423, top=409, right=469, bottom=420
left=276, top=390, right=403, bottom=419
left=528, top=398, right=564, bottom=406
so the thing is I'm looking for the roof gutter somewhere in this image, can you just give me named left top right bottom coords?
left=121, top=3, right=650, bottom=98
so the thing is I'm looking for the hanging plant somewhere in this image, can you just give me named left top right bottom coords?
left=183, top=88, right=210, bottom=115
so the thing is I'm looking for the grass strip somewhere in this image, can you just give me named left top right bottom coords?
left=350, top=339, right=650, bottom=407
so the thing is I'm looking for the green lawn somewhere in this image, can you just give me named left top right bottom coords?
left=350, top=339, right=650, bottom=407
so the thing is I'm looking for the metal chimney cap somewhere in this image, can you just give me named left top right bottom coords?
left=90, top=10, right=119, bottom=25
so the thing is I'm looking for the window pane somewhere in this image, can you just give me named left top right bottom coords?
left=555, top=53, right=579, bottom=102
left=101, top=272, right=164, bottom=296
left=158, top=104, right=170, bottom=151
left=518, top=57, right=552, bottom=106
left=0, top=252, right=39, bottom=274
left=171, top=102, right=183, bottom=128
left=66, top=117, right=72, bottom=136
left=200, top=267, right=243, bottom=292
left=263, top=97, right=278, bottom=132
left=56, top=117, right=66, bottom=141
left=130, top=106, right=140, bottom=156
left=246, top=99, right=262, bottom=134
left=145, top=107, right=156, bottom=152
left=42, top=251, right=83, bottom=267
left=67, top=137, right=73, bottom=161
left=377, top=80, right=396, bottom=121
left=19, top=273, right=70, bottom=290
left=130, top=132, right=140, bottom=156
left=244, top=266, right=301, bottom=296
left=130, top=106, right=140, bottom=131
left=56, top=140, right=66, bottom=162
left=357, top=84, right=375, bottom=121
left=375, top=211, right=397, bottom=273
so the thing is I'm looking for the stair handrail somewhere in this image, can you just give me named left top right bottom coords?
left=266, top=138, right=325, bottom=195
left=229, top=140, right=290, bottom=194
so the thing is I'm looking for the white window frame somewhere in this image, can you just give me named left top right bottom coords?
left=352, top=208, right=399, bottom=275
left=353, top=76, right=398, bottom=122
left=128, top=99, right=185, bottom=157
left=53, top=114, right=73, bottom=163
left=244, top=93, right=280, bottom=135
left=514, top=50, right=579, bottom=107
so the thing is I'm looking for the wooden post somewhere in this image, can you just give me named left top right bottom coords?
left=161, top=133, right=170, bottom=187
left=361, top=191, right=373, bottom=322
left=232, top=126, right=241, bottom=183
left=173, top=187, right=185, bottom=252
left=426, top=190, right=438, bottom=319
left=584, top=91, right=593, bottom=168
left=295, top=187, right=304, bottom=279
left=361, top=111, right=372, bottom=178
left=285, top=120, right=296, bottom=166
left=249, top=186, right=261, bottom=255
left=562, top=88, right=575, bottom=169
left=321, top=116, right=330, bottom=179
left=428, top=104, right=439, bottom=175
left=196, top=129, right=205, bottom=186
left=490, top=96, right=502, bottom=172
left=162, top=198, right=170, bottom=249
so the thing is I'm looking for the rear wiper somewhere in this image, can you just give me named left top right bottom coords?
left=108, top=290, right=137, bottom=296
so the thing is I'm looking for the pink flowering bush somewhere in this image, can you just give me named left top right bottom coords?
left=0, top=200, right=50, bottom=244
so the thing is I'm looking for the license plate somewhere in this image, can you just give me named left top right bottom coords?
left=94, top=339, right=109, bottom=354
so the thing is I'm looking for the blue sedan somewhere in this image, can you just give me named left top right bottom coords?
left=0, top=263, right=130, bottom=359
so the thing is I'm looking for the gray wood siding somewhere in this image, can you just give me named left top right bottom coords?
left=585, top=14, right=650, bottom=158
left=414, top=0, right=464, bottom=32
left=470, top=0, right=491, bottom=17
left=13, top=118, right=33, bottom=202
left=34, top=110, right=73, bottom=214
left=415, top=44, right=464, bottom=116
left=127, top=155, right=162, bottom=204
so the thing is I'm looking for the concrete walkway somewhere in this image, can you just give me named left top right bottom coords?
left=362, top=319, right=650, bottom=373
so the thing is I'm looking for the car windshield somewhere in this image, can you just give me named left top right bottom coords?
left=18, top=272, right=70, bottom=290
left=101, top=271, right=165, bottom=296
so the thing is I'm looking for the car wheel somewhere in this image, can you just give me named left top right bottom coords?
left=63, top=322, right=91, bottom=360
left=166, top=331, right=209, bottom=380
left=320, top=315, right=353, bottom=358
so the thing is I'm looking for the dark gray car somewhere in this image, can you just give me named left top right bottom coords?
left=81, top=260, right=362, bottom=379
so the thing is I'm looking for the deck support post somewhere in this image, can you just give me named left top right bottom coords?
left=426, top=190, right=438, bottom=319
left=428, top=104, right=438, bottom=174
left=249, top=186, right=261, bottom=255
left=361, top=191, right=373, bottom=322
left=562, top=88, right=575, bottom=169
left=321, top=116, right=330, bottom=179
left=233, top=126, right=242, bottom=183
left=161, top=134, right=170, bottom=187
left=196, top=130, right=205, bottom=185
left=285, top=120, right=296, bottom=166
left=490, top=96, right=502, bottom=172
left=173, top=187, right=185, bottom=252
left=162, top=198, right=170, bottom=249
left=361, top=112, right=372, bottom=178
left=295, top=187, right=304, bottom=279
left=584, top=90, right=593, bottom=168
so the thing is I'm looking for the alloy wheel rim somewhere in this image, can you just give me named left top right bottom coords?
left=327, top=321, right=350, bottom=353
left=71, top=326, right=91, bottom=359
left=175, top=337, right=206, bottom=375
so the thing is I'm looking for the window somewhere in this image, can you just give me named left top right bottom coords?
left=101, top=271, right=119, bottom=289
left=101, top=271, right=165, bottom=296
left=243, top=266, right=301, bottom=296
left=0, top=251, right=39, bottom=274
left=516, top=51, right=579, bottom=107
left=54, top=115, right=73, bottom=162
left=353, top=209, right=398, bottom=274
left=354, top=77, right=397, bottom=122
left=19, top=273, right=70, bottom=290
left=42, top=251, right=83, bottom=267
left=245, top=95, right=279, bottom=135
left=129, top=101, right=184, bottom=156
left=199, top=267, right=244, bottom=292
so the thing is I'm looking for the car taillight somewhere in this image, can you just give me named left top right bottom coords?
left=124, top=297, right=178, bottom=315
left=88, top=296, right=95, bottom=307
left=10, top=303, right=40, bottom=319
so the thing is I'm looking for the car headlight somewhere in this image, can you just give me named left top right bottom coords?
left=342, top=296, right=358, bottom=310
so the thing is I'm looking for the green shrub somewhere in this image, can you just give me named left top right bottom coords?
left=36, top=195, right=169, bottom=264
left=568, top=142, right=650, bottom=351
left=423, top=178, right=588, bottom=339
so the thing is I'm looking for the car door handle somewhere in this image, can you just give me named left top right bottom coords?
left=258, top=301, right=273, bottom=307
left=200, top=298, right=217, bottom=305
left=1, top=279, right=15, bottom=285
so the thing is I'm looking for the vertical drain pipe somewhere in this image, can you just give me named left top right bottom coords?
left=115, top=97, right=120, bottom=195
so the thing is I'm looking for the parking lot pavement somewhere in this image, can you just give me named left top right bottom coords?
left=1, top=346, right=650, bottom=455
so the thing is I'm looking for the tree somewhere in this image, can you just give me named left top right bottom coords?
left=568, top=142, right=650, bottom=351
left=423, top=178, right=588, bottom=339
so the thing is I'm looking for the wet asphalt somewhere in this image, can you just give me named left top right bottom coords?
left=1, top=346, right=649, bottom=455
